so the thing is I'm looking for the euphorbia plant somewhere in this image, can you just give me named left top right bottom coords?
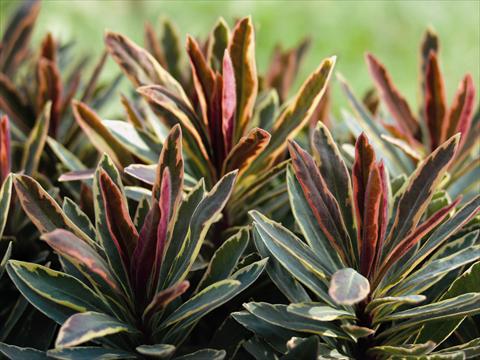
left=237, top=122, right=480, bottom=359
left=340, top=29, right=478, bottom=201
left=5, top=126, right=266, bottom=359
left=69, top=17, right=335, bottom=239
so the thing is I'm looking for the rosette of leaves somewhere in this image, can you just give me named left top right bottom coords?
left=339, top=29, right=478, bottom=201
left=0, top=0, right=119, bottom=198
left=1, top=125, right=266, bottom=359
left=236, top=122, right=480, bottom=359
left=68, top=17, right=334, bottom=240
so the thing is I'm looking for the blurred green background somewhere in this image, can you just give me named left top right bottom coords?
left=2, top=0, right=479, bottom=117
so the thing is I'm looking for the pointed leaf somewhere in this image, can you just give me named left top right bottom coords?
left=229, top=17, right=257, bottom=140
left=0, top=174, right=12, bottom=239
left=136, top=344, right=175, bottom=359
left=0, top=115, right=11, bottom=183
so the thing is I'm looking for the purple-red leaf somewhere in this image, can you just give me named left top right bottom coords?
left=381, top=197, right=461, bottom=275
left=352, top=133, right=376, bottom=254
left=289, top=140, right=351, bottom=264
left=153, top=124, right=184, bottom=220
left=131, top=169, right=171, bottom=301
left=366, top=53, right=419, bottom=139
left=446, top=74, right=476, bottom=149
left=99, top=169, right=139, bottom=269
left=424, top=51, right=447, bottom=151
left=222, top=127, right=270, bottom=176
left=0, top=115, right=11, bottom=184
left=143, top=280, right=189, bottom=320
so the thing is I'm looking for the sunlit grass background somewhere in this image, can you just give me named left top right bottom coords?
left=2, top=0, right=479, bottom=117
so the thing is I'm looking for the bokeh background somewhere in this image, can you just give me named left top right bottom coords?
left=1, top=0, right=479, bottom=118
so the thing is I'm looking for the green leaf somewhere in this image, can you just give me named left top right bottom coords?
left=174, top=349, right=226, bottom=360
left=232, top=311, right=302, bottom=353
left=162, top=279, right=241, bottom=329
left=392, top=242, right=480, bottom=296
left=198, top=227, right=249, bottom=290
left=243, top=302, right=346, bottom=339
left=47, top=347, right=136, bottom=360
left=253, top=227, right=311, bottom=303
left=287, top=303, right=354, bottom=321
left=0, top=241, right=12, bottom=279
left=416, top=261, right=480, bottom=346
left=258, top=56, right=335, bottom=168
left=328, top=268, right=370, bottom=305
left=165, top=171, right=237, bottom=287
left=21, top=102, right=50, bottom=175
left=136, top=344, right=175, bottom=359
left=0, top=343, right=48, bottom=360
left=369, top=342, right=436, bottom=357
left=6, top=260, right=107, bottom=324
left=62, top=197, right=96, bottom=242
left=56, top=311, right=134, bottom=348
left=286, top=167, right=342, bottom=274
left=250, top=210, right=331, bottom=303
left=47, top=137, right=88, bottom=172
left=0, top=174, right=12, bottom=239
left=92, top=154, right=131, bottom=294
left=379, top=293, right=480, bottom=335
left=104, top=120, right=159, bottom=163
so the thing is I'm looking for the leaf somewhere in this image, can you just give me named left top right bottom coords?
left=392, top=242, right=480, bottom=296
left=131, top=169, right=170, bottom=297
left=289, top=140, right=352, bottom=264
left=228, top=16, right=257, bottom=140
left=0, top=115, right=11, bottom=183
left=243, top=302, right=345, bottom=338
left=197, top=228, right=249, bottom=290
left=47, top=137, right=87, bottom=173
left=105, top=31, right=188, bottom=102
left=0, top=343, right=47, bottom=360
left=21, top=102, right=50, bottom=175
left=282, top=336, right=319, bottom=360
left=383, top=135, right=459, bottom=253
left=165, top=171, right=237, bottom=286
left=222, top=127, right=270, bottom=175
left=56, top=311, right=134, bottom=348
left=287, top=303, right=354, bottom=321
left=36, top=58, right=62, bottom=136
left=136, top=344, right=175, bottom=359
left=250, top=210, right=331, bottom=303
left=328, top=268, right=370, bottom=305
left=0, top=0, right=40, bottom=75
left=62, top=197, right=96, bottom=242
left=6, top=260, right=107, bottom=324
left=424, top=51, right=447, bottom=150
left=253, top=227, right=311, bottom=303
left=446, top=74, right=476, bottom=148
left=286, top=167, right=342, bottom=274
left=93, top=155, right=131, bottom=292
left=416, top=261, right=480, bottom=346
left=312, top=122, right=355, bottom=242
left=72, top=101, right=133, bottom=169
left=221, top=50, right=236, bottom=154
left=379, top=293, right=480, bottom=333
left=0, top=174, right=12, bottom=239
left=103, top=120, right=159, bottom=163
left=47, top=347, right=136, bottom=360
left=99, top=169, right=139, bottom=270
left=143, top=281, right=190, bottom=321
left=153, top=124, right=184, bottom=217
left=369, top=342, right=436, bottom=357
left=365, top=53, right=419, bottom=137
left=263, top=56, right=335, bottom=166
left=41, top=229, right=121, bottom=295
left=162, top=279, right=240, bottom=328
left=174, top=349, right=226, bottom=360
